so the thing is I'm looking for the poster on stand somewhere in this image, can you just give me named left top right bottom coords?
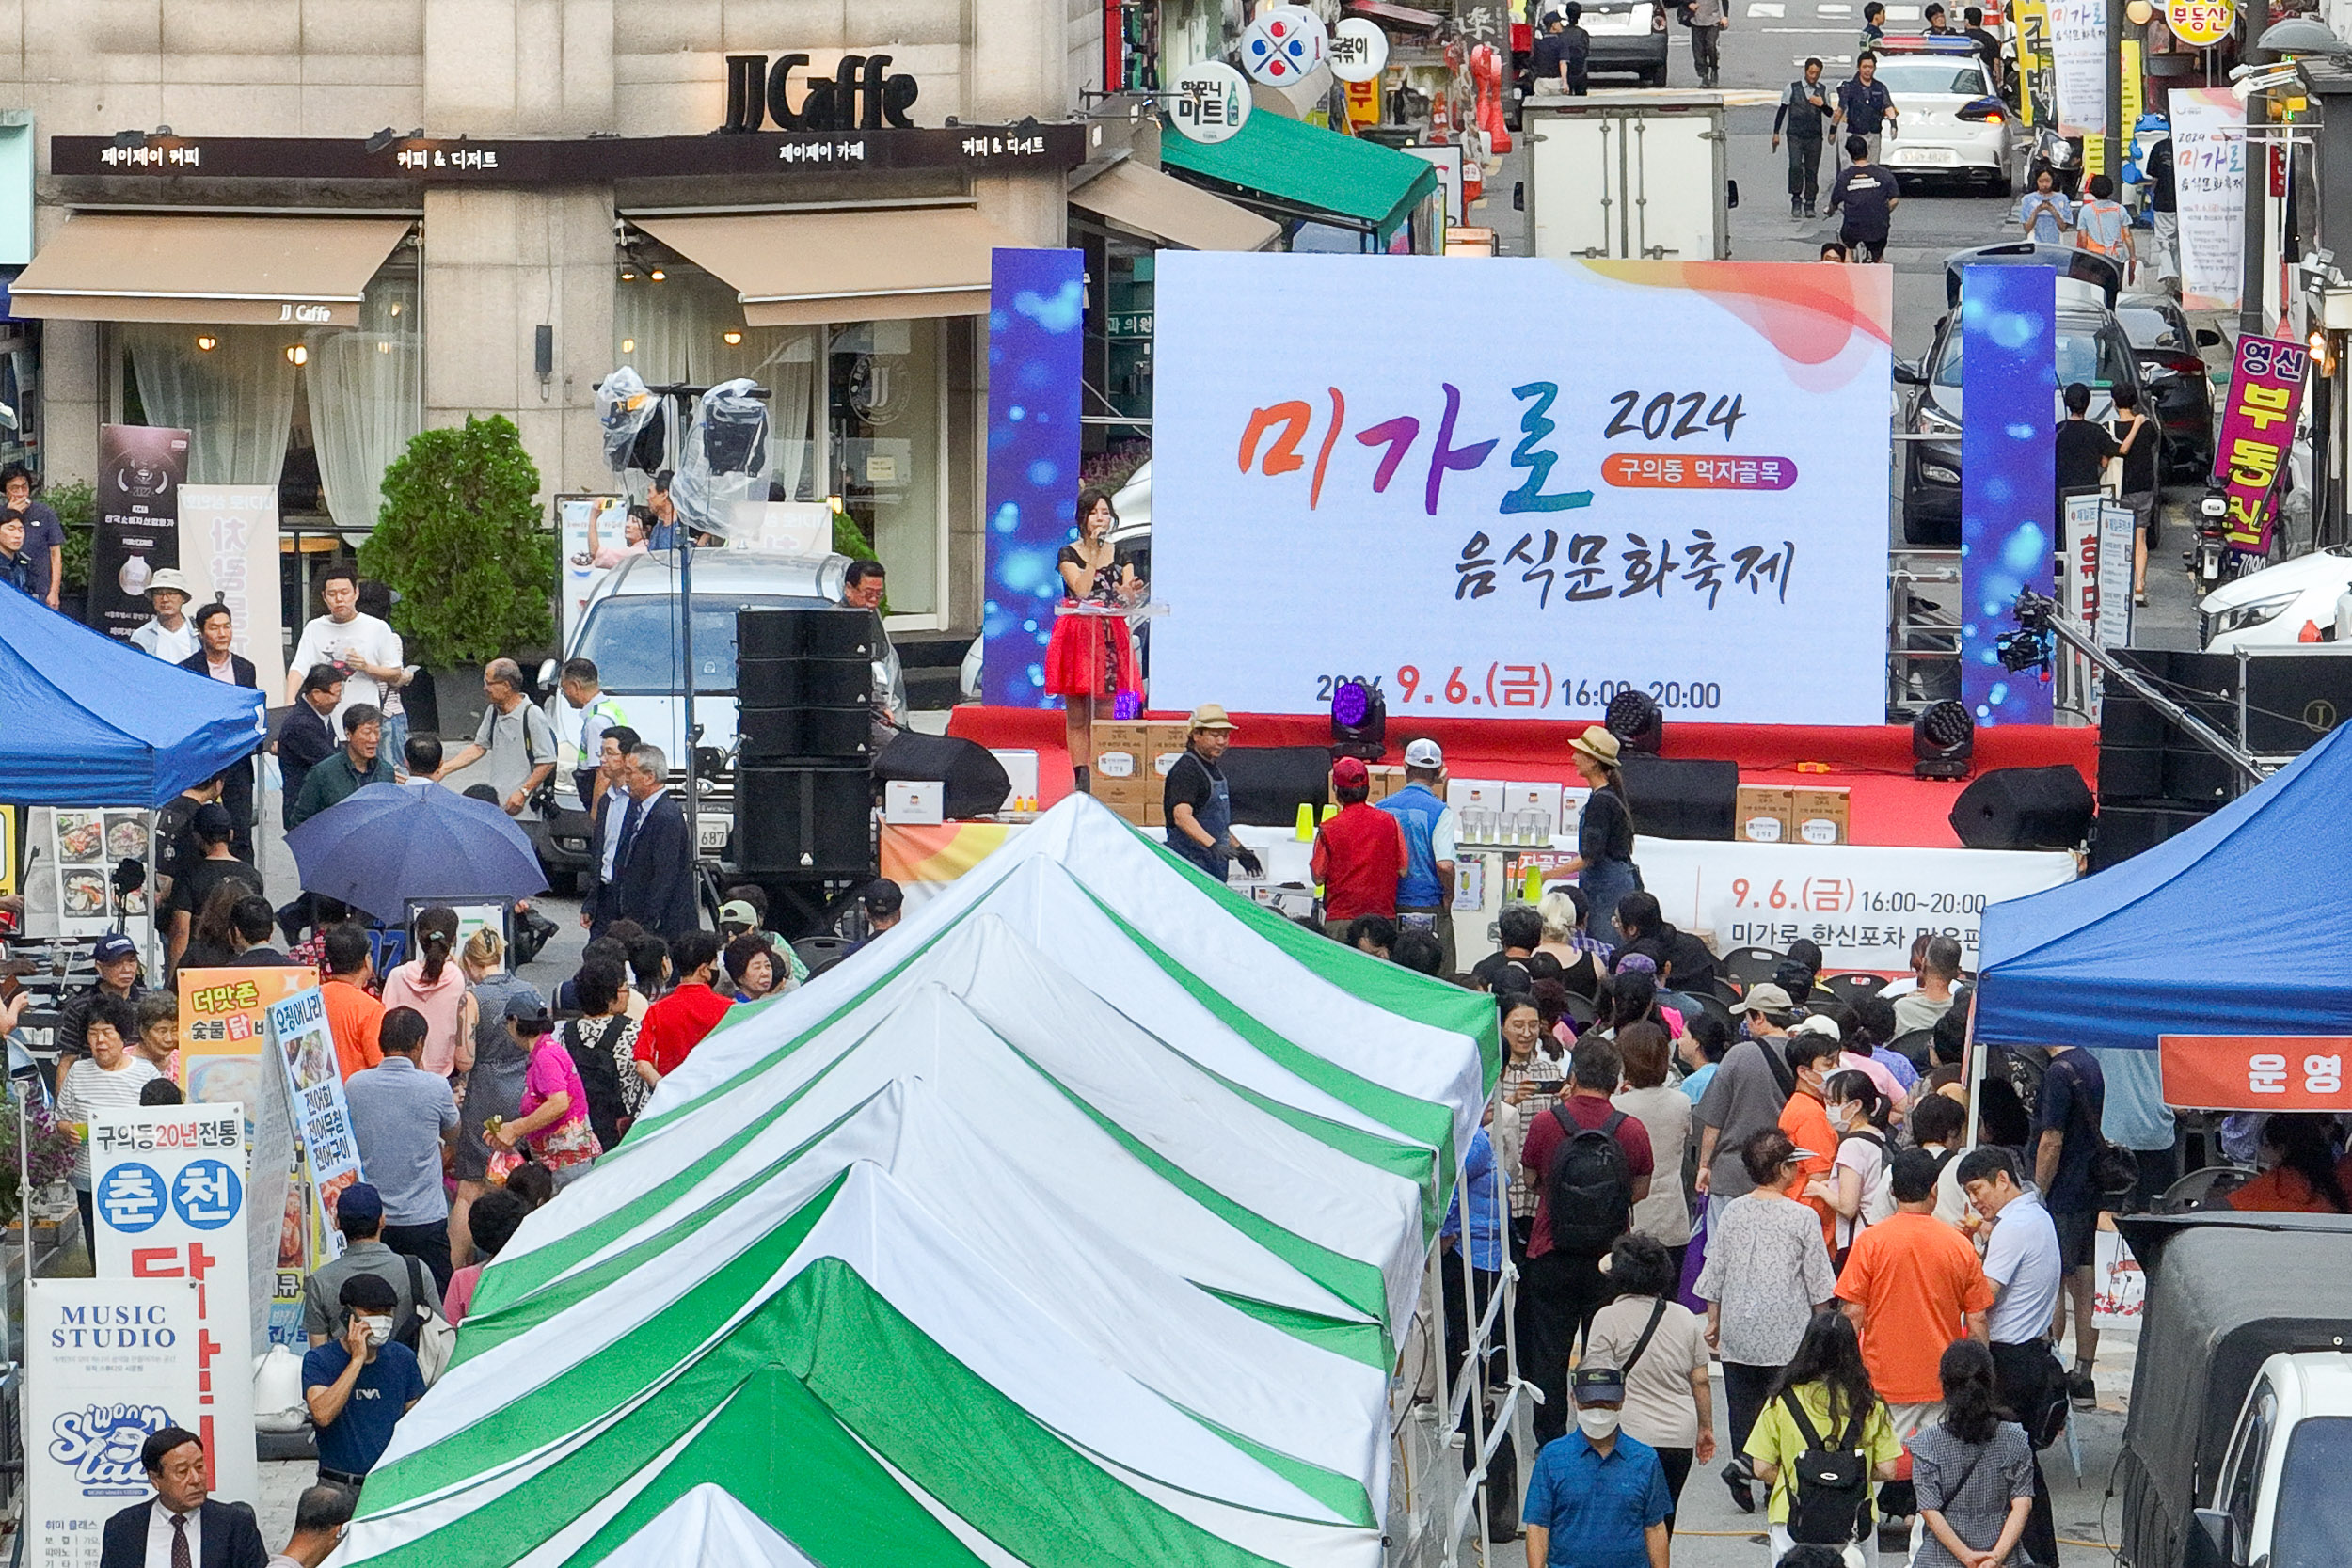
left=176, top=484, right=286, bottom=699
left=2044, top=0, right=2106, bottom=135
left=87, top=1104, right=258, bottom=1510
left=176, top=966, right=313, bottom=1350
left=267, top=986, right=364, bottom=1285
left=1151, top=253, right=1894, bottom=724
left=87, top=424, right=189, bottom=641
left=2173, top=87, right=2246, bottom=312
left=24, top=1276, right=202, bottom=1568
left=41, top=809, right=155, bottom=941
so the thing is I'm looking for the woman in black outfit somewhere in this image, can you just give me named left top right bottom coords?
left=1561, top=725, right=1641, bottom=940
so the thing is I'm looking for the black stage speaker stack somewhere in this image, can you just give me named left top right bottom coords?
left=1948, top=766, right=2096, bottom=850
left=735, top=608, right=879, bottom=931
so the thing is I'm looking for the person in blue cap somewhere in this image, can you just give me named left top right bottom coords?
left=1524, top=1364, right=1674, bottom=1568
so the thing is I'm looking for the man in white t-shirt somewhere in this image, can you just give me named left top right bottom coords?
left=285, top=564, right=404, bottom=723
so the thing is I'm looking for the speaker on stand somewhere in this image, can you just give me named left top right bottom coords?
left=1947, top=766, right=2096, bottom=849
left=734, top=608, right=882, bottom=938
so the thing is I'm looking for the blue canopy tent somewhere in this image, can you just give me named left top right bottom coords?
left=0, top=589, right=265, bottom=806
left=1976, top=721, right=2352, bottom=1053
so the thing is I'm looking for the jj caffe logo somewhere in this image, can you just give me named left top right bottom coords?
left=278, top=302, right=332, bottom=323
left=722, top=53, right=920, bottom=134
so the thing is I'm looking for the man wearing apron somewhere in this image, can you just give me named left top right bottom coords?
left=1162, top=705, right=1263, bottom=881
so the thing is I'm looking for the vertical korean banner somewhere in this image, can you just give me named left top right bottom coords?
left=267, top=987, right=363, bottom=1277
left=2173, top=87, right=2246, bottom=312
left=2215, top=335, right=2308, bottom=551
left=177, top=966, right=313, bottom=1351
left=88, top=1104, right=257, bottom=1509
left=86, top=424, right=189, bottom=640
left=175, top=484, right=286, bottom=699
left=24, top=1277, right=202, bottom=1568
left=2044, top=0, right=2106, bottom=135
left=1960, top=265, right=2058, bottom=725
left=981, top=248, right=1087, bottom=709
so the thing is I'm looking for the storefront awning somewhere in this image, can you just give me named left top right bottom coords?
left=1157, top=114, right=1440, bottom=243
left=632, top=207, right=1034, bottom=327
left=8, top=214, right=413, bottom=325
left=1069, top=160, right=1280, bottom=252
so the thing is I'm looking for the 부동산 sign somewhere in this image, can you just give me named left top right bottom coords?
left=1149, top=254, right=1895, bottom=725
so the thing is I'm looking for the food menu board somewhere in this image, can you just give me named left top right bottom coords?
left=41, top=807, right=155, bottom=942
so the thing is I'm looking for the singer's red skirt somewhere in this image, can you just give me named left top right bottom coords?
left=1042, top=605, right=1141, bottom=699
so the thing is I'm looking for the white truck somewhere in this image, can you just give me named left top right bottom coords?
left=1522, top=94, right=1735, bottom=261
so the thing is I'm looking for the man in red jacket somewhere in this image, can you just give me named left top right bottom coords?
left=1310, top=756, right=1406, bottom=940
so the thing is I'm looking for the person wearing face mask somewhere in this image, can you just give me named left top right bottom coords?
left=301, top=1272, right=427, bottom=1486
left=1814, top=1068, right=1894, bottom=1264
left=1779, top=1028, right=1846, bottom=1254
left=1522, top=1364, right=1674, bottom=1568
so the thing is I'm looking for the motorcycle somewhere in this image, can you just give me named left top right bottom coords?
left=2026, top=124, right=2082, bottom=196
left=2190, top=485, right=2230, bottom=595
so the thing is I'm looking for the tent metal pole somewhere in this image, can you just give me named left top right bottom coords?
left=1962, top=990, right=1984, bottom=1150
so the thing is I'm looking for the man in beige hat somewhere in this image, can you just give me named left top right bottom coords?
left=1163, top=705, right=1262, bottom=881
left=130, top=568, right=199, bottom=662
left=1560, top=724, right=1641, bottom=939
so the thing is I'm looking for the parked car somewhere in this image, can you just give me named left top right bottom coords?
left=1872, top=38, right=2014, bottom=196
left=2198, top=545, right=2352, bottom=651
left=534, top=549, right=850, bottom=884
left=2116, top=293, right=2221, bottom=483
left=1897, top=246, right=2147, bottom=545
left=1583, top=0, right=1669, bottom=86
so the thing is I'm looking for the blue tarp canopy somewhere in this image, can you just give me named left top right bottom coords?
left=1976, top=721, right=2352, bottom=1053
left=0, top=588, right=265, bottom=807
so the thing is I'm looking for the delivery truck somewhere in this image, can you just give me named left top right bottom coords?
left=1522, top=93, right=1735, bottom=262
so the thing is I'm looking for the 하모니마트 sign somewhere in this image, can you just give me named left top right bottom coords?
left=2160, top=1034, right=2352, bottom=1112
left=1151, top=254, right=1895, bottom=725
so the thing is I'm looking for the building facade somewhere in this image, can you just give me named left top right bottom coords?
left=2, top=0, right=1108, bottom=635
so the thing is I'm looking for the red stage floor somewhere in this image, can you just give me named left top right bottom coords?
left=946, top=709, right=2101, bottom=851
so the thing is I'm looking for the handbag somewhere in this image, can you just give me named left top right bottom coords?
left=400, top=1255, right=458, bottom=1386
left=528, top=1111, right=604, bottom=1173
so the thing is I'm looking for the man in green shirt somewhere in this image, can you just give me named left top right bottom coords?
left=291, top=703, right=397, bottom=826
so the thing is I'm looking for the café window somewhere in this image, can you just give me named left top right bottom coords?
left=614, top=267, right=948, bottom=619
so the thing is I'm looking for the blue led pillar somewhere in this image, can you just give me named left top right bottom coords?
left=1959, top=263, right=2058, bottom=726
left=981, top=247, right=1086, bottom=708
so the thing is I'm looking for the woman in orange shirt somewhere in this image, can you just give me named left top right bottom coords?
left=2224, top=1113, right=2348, bottom=1214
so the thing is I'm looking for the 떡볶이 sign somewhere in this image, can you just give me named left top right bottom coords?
left=1152, top=253, right=1895, bottom=724
left=267, top=987, right=364, bottom=1258
left=2160, top=1034, right=2352, bottom=1111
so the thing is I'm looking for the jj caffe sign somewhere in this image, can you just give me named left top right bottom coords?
left=722, top=53, right=921, bottom=135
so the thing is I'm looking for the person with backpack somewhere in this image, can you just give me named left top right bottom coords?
left=1582, top=1234, right=1713, bottom=1533
left=1745, top=1310, right=1903, bottom=1567
left=1905, top=1090, right=1975, bottom=1230
left=1817, top=1069, right=1894, bottom=1264
left=1910, top=1339, right=2037, bottom=1568
left=1695, top=1129, right=1836, bottom=1515
left=1519, top=1036, right=1655, bottom=1445
left=2031, top=1040, right=2108, bottom=1411
left=1834, top=1149, right=1994, bottom=1553
left=1693, top=982, right=1799, bottom=1227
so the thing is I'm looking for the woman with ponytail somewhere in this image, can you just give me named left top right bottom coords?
left=380, top=906, right=478, bottom=1080
left=1909, top=1338, right=2034, bottom=1567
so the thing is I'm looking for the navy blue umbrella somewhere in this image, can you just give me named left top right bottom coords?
left=284, top=782, right=548, bottom=921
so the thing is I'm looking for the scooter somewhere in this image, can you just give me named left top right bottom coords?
left=2190, top=484, right=2232, bottom=596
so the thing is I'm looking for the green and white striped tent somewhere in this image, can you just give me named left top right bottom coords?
left=334, top=796, right=1497, bottom=1568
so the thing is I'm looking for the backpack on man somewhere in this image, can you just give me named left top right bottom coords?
left=1544, top=1107, right=1634, bottom=1254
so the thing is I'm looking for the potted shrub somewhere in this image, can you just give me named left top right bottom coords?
left=46, top=477, right=95, bottom=623
left=358, top=416, right=553, bottom=737
left=0, top=1088, right=81, bottom=1234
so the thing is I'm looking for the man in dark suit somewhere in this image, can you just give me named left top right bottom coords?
left=610, top=742, right=701, bottom=942
left=579, top=723, right=640, bottom=942
left=98, top=1427, right=268, bottom=1568
left=177, top=603, right=262, bottom=860
left=276, top=667, right=344, bottom=832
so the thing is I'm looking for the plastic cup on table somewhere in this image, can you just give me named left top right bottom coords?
left=1321, top=803, right=1340, bottom=824
left=1294, top=803, right=1315, bottom=842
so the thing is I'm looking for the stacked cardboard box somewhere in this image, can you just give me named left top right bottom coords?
left=1735, top=786, right=1795, bottom=844
left=1791, top=786, right=1851, bottom=844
